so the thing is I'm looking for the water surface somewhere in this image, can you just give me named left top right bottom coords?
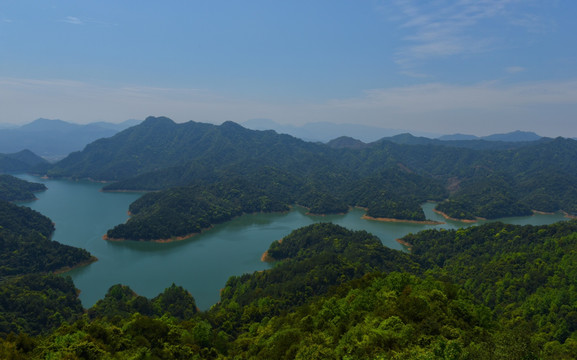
left=17, top=175, right=569, bottom=309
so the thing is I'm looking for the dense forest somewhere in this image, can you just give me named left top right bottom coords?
left=0, top=176, right=94, bottom=277
left=45, top=117, right=577, bottom=241
left=0, top=174, right=46, bottom=202
left=0, top=200, right=94, bottom=277
left=3, top=118, right=577, bottom=358
left=2, top=220, right=577, bottom=358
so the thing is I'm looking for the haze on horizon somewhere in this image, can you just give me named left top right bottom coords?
left=1, top=1, right=576, bottom=138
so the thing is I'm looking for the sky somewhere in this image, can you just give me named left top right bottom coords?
left=1, top=0, right=576, bottom=137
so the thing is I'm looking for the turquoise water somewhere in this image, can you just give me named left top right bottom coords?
left=16, top=175, right=569, bottom=310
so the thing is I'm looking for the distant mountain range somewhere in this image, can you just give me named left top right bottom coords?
left=0, top=118, right=141, bottom=160
left=242, top=118, right=545, bottom=143
left=438, top=130, right=542, bottom=142
left=241, top=118, right=441, bottom=143
left=0, top=117, right=550, bottom=162
left=328, top=132, right=548, bottom=151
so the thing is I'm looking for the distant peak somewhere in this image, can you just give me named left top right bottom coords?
left=142, top=116, right=175, bottom=126
left=327, top=136, right=367, bottom=149
left=220, top=120, right=243, bottom=127
left=481, top=130, right=541, bottom=142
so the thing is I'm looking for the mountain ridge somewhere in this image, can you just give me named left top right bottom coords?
left=41, top=116, right=577, bottom=241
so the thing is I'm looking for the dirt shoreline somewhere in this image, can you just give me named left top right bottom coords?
left=396, top=238, right=413, bottom=251
left=53, top=256, right=98, bottom=274
left=432, top=209, right=478, bottom=223
left=103, top=231, right=207, bottom=243
left=260, top=238, right=282, bottom=262
left=361, top=214, right=443, bottom=225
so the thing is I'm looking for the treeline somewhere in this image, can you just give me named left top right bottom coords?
left=43, top=117, right=577, bottom=240
left=3, top=221, right=577, bottom=358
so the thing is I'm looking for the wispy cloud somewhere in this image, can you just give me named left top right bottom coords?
left=386, top=0, right=548, bottom=73
left=63, top=16, right=83, bottom=25
left=330, top=80, right=577, bottom=112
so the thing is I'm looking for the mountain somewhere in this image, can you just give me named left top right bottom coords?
left=437, top=133, right=479, bottom=141
left=0, top=150, right=50, bottom=173
left=482, top=130, right=542, bottom=142
left=0, top=118, right=142, bottom=160
left=376, top=132, right=546, bottom=151
left=49, top=116, right=333, bottom=185
left=45, top=116, right=577, bottom=241
left=326, top=136, right=368, bottom=149
left=242, top=118, right=440, bottom=142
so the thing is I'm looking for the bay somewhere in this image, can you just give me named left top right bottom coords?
left=16, top=175, right=569, bottom=310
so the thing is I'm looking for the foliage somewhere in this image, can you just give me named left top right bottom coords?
left=0, top=174, right=46, bottom=202
left=0, top=200, right=93, bottom=277
left=0, top=274, right=83, bottom=335
left=406, top=219, right=577, bottom=355
left=3, top=221, right=577, bottom=358
left=88, top=283, right=197, bottom=322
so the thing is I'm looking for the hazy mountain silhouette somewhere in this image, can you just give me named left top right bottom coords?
left=0, top=118, right=142, bottom=160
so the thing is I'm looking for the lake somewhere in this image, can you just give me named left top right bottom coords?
left=16, top=175, right=569, bottom=310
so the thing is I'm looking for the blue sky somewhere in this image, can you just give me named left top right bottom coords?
left=1, top=0, right=576, bottom=137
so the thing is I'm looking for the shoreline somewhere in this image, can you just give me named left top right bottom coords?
left=53, top=256, right=98, bottom=275
left=396, top=238, right=413, bottom=251
left=261, top=238, right=282, bottom=263
left=432, top=208, right=478, bottom=223
left=103, top=231, right=206, bottom=243
left=361, top=214, right=443, bottom=225
left=260, top=250, right=274, bottom=262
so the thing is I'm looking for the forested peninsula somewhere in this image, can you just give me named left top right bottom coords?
left=0, top=176, right=95, bottom=277
left=45, top=117, right=577, bottom=241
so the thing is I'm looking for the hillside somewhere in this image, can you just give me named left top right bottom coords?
left=2, top=221, right=577, bottom=358
left=46, top=116, right=577, bottom=241
left=0, top=150, right=49, bottom=173
left=0, top=174, right=46, bottom=202
left=0, top=200, right=94, bottom=277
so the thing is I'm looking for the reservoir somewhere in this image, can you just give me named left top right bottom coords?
left=17, top=175, right=569, bottom=310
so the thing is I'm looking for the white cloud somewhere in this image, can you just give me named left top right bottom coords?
left=64, top=16, right=83, bottom=25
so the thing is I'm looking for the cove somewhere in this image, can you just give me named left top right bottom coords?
left=16, top=175, right=569, bottom=310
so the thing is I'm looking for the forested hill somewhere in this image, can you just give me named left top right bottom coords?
left=48, top=116, right=334, bottom=186
left=0, top=149, right=49, bottom=173
left=45, top=116, right=577, bottom=240
left=0, top=174, right=46, bottom=202
left=4, top=221, right=577, bottom=358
